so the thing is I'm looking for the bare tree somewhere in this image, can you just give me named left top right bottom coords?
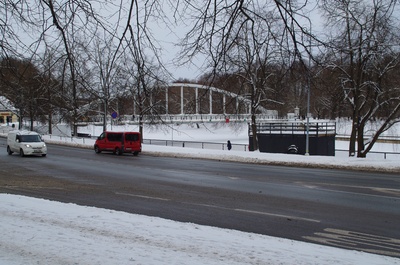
left=174, top=0, right=311, bottom=150
left=320, top=0, right=400, bottom=157
left=0, top=58, right=46, bottom=130
left=224, top=22, right=286, bottom=150
left=176, top=0, right=319, bottom=71
left=83, top=36, right=125, bottom=132
left=37, top=46, right=68, bottom=135
left=116, top=0, right=169, bottom=141
left=39, top=0, right=105, bottom=135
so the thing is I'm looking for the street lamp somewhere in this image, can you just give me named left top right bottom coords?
left=305, top=25, right=312, bottom=156
left=305, top=79, right=310, bottom=156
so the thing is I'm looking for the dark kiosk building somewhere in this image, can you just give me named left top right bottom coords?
left=249, top=121, right=336, bottom=156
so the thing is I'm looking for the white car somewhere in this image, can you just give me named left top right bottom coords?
left=7, top=130, right=47, bottom=157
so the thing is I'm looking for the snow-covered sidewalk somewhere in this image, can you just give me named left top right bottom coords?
left=1, top=194, right=399, bottom=265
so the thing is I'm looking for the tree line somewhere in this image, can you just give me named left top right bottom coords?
left=0, top=0, right=400, bottom=157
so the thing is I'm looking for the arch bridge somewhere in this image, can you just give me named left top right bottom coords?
left=93, top=83, right=278, bottom=124
left=131, top=83, right=277, bottom=121
left=164, top=83, right=271, bottom=115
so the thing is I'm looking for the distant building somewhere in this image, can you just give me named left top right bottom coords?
left=0, top=96, right=18, bottom=125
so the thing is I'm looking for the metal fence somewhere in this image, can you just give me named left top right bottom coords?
left=143, top=139, right=248, bottom=151
left=252, top=121, right=336, bottom=136
left=335, top=149, right=400, bottom=160
left=144, top=138, right=400, bottom=159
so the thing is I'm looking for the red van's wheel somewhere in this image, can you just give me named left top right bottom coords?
left=94, top=145, right=101, bottom=153
left=115, top=147, right=123, bottom=155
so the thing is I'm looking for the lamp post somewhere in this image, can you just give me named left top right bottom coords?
left=305, top=80, right=310, bottom=156
left=305, top=26, right=312, bottom=156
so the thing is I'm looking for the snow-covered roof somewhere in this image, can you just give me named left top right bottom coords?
left=0, top=96, right=17, bottom=111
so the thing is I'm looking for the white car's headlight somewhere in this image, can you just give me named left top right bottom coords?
left=25, top=144, right=31, bottom=148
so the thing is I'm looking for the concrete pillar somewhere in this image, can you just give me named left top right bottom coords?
left=195, top=87, right=199, bottom=114
left=223, top=94, right=226, bottom=114
left=209, top=89, right=212, bottom=114
left=165, top=87, right=168, bottom=114
left=181, top=85, right=184, bottom=115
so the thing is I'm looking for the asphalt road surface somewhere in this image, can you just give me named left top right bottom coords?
left=0, top=138, right=399, bottom=257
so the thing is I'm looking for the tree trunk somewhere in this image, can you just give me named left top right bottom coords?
left=30, top=115, right=34, bottom=131
left=68, top=106, right=78, bottom=137
left=251, top=114, right=258, bottom=151
left=348, top=123, right=357, bottom=156
left=139, top=115, right=143, bottom=143
left=18, top=114, right=23, bottom=130
left=48, top=112, right=52, bottom=135
left=102, top=99, right=108, bottom=133
left=356, top=121, right=366, bottom=158
left=348, top=111, right=358, bottom=156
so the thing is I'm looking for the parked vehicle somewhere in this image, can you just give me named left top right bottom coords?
left=94, top=131, right=141, bottom=156
left=7, top=130, right=47, bottom=157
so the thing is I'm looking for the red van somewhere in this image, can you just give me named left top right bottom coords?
left=94, top=131, right=141, bottom=156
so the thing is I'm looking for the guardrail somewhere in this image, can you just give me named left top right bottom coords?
left=336, top=134, right=400, bottom=144
left=145, top=139, right=400, bottom=159
left=143, top=139, right=248, bottom=152
left=335, top=149, right=400, bottom=159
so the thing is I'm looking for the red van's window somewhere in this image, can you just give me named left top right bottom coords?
left=107, top=133, right=123, bottom=142
left=125, top=133, right=139, bottom=141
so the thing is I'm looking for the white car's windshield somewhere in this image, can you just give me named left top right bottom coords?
left=19, top=135, right=41, bottom=142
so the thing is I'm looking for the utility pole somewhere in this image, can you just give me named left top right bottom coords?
left=305, top=26, right=312, bottom=156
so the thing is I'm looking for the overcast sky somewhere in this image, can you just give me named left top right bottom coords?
left=8, top=1, right=327, bottom=81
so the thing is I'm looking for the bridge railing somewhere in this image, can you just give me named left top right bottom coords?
left=85, top=114, right=279, bottom=125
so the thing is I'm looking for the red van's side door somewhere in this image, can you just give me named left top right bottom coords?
left=106, top=132, right=123, bottom=152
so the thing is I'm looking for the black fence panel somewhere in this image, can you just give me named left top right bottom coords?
left=250, top=134, right=335, bottom=156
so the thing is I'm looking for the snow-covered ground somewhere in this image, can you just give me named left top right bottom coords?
left=1, top=194, right=398, bottom=265
left=1, top=122, right=400, bottom=264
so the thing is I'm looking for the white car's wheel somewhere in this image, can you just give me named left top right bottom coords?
left=7, top=146, right=13, bottom=155
left=19, top=149, right=25, bottom=157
